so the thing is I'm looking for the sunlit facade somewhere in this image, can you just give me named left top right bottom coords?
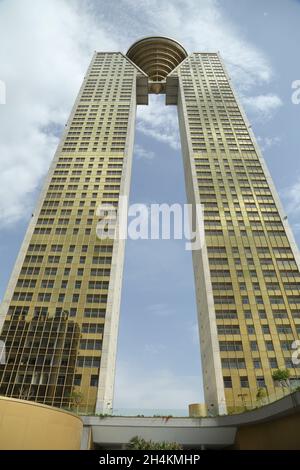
left=1, top=37, right=300, bottom=415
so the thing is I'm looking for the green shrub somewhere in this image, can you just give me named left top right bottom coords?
left=126, top=436, right=182, bottom=450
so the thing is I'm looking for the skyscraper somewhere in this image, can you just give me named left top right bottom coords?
left=0, top=37, right=299, bottom=415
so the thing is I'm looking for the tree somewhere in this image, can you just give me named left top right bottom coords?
left=126, top=436, right=182, bottom=450
left=272, top=369, right=291, bottom=390
left=18, top=386, right=35, bottom=400
left=256, top=387, right=267, bottom=405
left=68, top=389, right=83, bottom=411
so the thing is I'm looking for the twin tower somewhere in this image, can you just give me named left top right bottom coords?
left=1, top=37, right=300, bottom=416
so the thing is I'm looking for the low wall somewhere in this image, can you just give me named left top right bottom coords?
left=234, top=410, right=300, bottom=450
left=0, top=396, right=83, bottom=450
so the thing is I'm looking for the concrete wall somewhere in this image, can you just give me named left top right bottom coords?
left=0, top=397, right=83, bottom=450
left=175, top=70, right=226, bottom=416
left=83, top=392, right=300, bottom=450
left=234, top=411, right=300, bottom=450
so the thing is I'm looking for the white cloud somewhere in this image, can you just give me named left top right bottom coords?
left=144, top=343, right=166, bottom=355
left=257, top=135, right=282, bottom=152
left=0, top=0, right=118, bottom=226
left=120, top=0, right=273, bottom=89
left=187, top=322, right=200, bottom=346
left=242, top=94, right=283, bottom=119
left=283, top=178, right=300, bottom=215
left=291, top=223, right=300, bottom=233
left=0, top=0, right=282, bottom=227
left=122, top=0, right=281, bottom=146
left=114, top=360, right=202, bottom=410
left=134, top=144, right=155, bottom=161
left=136, top=95, right=180, bottom=150
left=146, top=303, right=175, bottom=317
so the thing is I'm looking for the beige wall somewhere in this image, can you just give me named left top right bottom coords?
left=234, top=411, right=300, bottom=450
left=0, top=397, right=83, bottom=450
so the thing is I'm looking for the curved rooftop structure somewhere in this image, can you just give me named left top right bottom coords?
left=126, top=36, right=188, bottom=93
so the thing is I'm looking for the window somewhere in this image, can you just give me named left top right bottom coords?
left=221, top=375, right=232, bottom=389
left=34, top=307, right=48, bottom=318
left=240, top=377, right=249, bottom=388
left=217, top=325, right=240, bottom=335
left=74, top=375, right=82, bottom=386
left=38, top=293, right=51, bottom=302
left=219, top=341, right=243, bottom=351
left=82, top=323, right=104, bottom=334
left=80, top=339, right=102, bottom=350
left=277, top=325, right=292, bottom=334
left=77, top=356, right=101, bottom=368
left=266, top=341, right=274, bottom=351
left=86, top=294, right=107, bottom=303
left=88, top=281, right=109, bottom=290
left=40, top=280, right=53, bottom=289
left=269, top=358, right=278, bottom=369
left=69, top=308, right=77, bottom=317
left=285, top=358, right=294, bottom=368
left=84, top=309, right=106, bottom=318
left=90, top=375, right=98, bottom=387
left=221, top=358, right=245, bottom=369
left=48, top=255, right=60, bottom=264
left=57, top=375, right=65, bottom=385
left=247, top=325, right=255, bottom=335
left=259, top=311, right=267, bottom=319
left=256, top=377, right=266, bottom=388
left=281, top=341, right=291, bottom=351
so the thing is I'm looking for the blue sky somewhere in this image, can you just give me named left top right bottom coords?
left=0, top=0, right=300, bottom=413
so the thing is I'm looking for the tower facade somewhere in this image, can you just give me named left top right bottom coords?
left=0, top=51, right=147, bottom=414
left=1, top=37, right=300, bottom=415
